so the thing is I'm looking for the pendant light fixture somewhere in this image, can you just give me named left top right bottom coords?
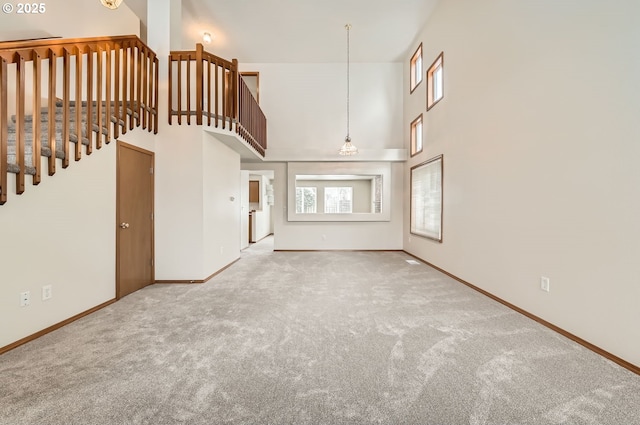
left=339, top=24, right=358, bottom=156
left=100, top=0, right=123, bottom=10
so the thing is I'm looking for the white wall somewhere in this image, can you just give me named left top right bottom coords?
left=241, top=62, right=404, bottom=159
left=154, top=124, right=205, bottom=280
left=0, top=0, right=139, bottom=41
left=0, top=143, right=116, bottom=348
left=154, top=125, right=242, bottom=281
left=203, top=133, right=241, bottom=277
left=267, top=162, right=402, bottom=250
left=239, top=61, right=404, bottom=249
left=403, top=0, right=640, bottom=367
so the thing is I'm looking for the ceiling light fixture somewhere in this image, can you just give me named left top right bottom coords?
left=100, top=0, right=123, bottom=10
left=339, top=24, right=358, bottom=156
left=203, top=32, right=213, bottom=44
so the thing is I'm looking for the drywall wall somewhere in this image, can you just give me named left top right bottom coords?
left=154, top=124, right=205, bottom=280
left=0, top=142, right=117, bottom=348
left=0, top=0, right=139, bottom=41
left=154, top=123, right=242, bottom=281
left=240, top=62, right=404, bottom=159
left=202, top=133, right=241, bottom=277
left=242, top=162, right=403, bottom=250
left=238, top=61, right=404, bottom=249
left=403, top=0, right=640, bottom=367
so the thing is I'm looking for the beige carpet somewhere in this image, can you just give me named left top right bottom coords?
left=1, top=236, right=639, bottom=425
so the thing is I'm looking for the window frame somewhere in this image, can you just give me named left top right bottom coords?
left=410, top=114, right=423, bottom=157
left=426, top=52, right=444, bottom=111
left=410, top=43, right=423, bottom=93
left=324, top=186, right=353, bottom=214
left=295, top=186, right=317, bottom=214
left=410, top=155, right=443, bottom=242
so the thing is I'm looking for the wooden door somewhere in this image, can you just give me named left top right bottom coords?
left=249, top=180, right=259, bottom=203
left=116, top=141, right=154, bottom=298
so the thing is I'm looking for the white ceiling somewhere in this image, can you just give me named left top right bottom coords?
left=127, top=0, right=440, bottom=63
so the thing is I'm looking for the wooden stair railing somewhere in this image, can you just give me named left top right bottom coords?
left=169, top=44, right=267, bottom=157
left=0, top=35, right=159, bottom=205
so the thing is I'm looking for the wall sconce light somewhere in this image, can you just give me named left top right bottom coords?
left=203, top=32, right=213, bottom=44
left=100, top=0, right=123, bottom=9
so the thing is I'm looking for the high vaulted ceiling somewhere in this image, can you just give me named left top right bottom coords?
left=126, top=0, right=440, bottom=63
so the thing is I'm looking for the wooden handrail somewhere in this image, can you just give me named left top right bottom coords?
left=168, top=44, right=266, bottom=157
left=0, top=35, right=159, bottom=205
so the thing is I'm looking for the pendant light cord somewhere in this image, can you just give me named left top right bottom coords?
left=346, top=24, right=351, bottom=140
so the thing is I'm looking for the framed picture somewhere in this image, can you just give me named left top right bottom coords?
left=410, top=155, right=443, bottom=242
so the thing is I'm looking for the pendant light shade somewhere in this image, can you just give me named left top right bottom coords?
left=339, top=24, right=358, bottom=156
left=100, top=0, right=123, bottom=10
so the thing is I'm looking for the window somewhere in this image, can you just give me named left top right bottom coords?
left=410, top=155, right=443, bottom=242
left=410, top=114, right=423, bottom=156
left=295, top=187, right=317, bottom=213
left=410, top=44, right=423, bottom=93
left=427, top=52, right=444, bottom=110
left=324, top=187, right=353, bottom=213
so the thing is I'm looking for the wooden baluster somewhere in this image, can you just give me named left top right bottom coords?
left=196, top=44, right=203, bottom=125
left=114, top=42, right=121, bottom=139
left=96, top=46, right=103, bottom=150
left=62, top=48, right=70, bottom=168
left=105, top=43, right=112, bottom=143
left=214, top=60, right=219, bottom=128
left=74, top=46, right=82, bottom=161
left=186, top=56, right=191, bottom=125
left=86, top=47, right=93, bottom=155
left=177, top=56, right=182, bottom=125
left=141, top=47, right=147, bottom=130
left=0, top=58, right=7, bottom=204
left=15, top=53, right=25, bottom=194
left=136, top=44, right=142, bottom=127
left=121, top=41, right=128, bottom=134
left=129, top=41, right=135, bottom=130
left=232, top=59, right=238, bottom=126
left=32, top=51, right=42, bottom=184
left=221, top=63, right=226, bottom=129
left=154, top=56, right=158, bottom=134
left=207, top=59, right=211, bottom=126
left=47, top=49, right=57, bottom=176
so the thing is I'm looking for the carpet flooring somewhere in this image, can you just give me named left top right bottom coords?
left=1, top=237, right=639, bottom=425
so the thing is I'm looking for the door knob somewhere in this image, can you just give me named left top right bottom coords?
left=119, top=222, right=130, bottom=229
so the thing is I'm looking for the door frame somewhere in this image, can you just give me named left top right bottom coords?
left=116, top=140, right=155, bottom=299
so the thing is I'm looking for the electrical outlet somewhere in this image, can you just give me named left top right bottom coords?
left=42, top=285, right=52, bottom=301
left=20, top=291, right=31, bottom=307
left=540, top=276, right=550, bottom=292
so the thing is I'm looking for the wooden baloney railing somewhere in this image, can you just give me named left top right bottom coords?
left=0, top=35, right=159, bottom=205
left=169, top=44, right=267, bottom=156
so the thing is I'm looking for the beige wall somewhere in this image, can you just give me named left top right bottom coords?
left=403, top=0, right=640, bottom=367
